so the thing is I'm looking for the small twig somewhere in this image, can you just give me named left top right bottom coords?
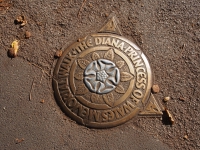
left=29, top=77, right=35, bottom=101
left=77, top=0, right=87, bottom=18
left=174, top=44, right=186, bottom=61
left=30, top=63, right=52, bottom=78
left=39, top=70, right=44, bottom=84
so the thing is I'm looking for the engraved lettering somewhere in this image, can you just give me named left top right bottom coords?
left=89, top=109, right=101, bottom=122
left=113, top=109, right=120, bottom=119
left=95, top=37, right=102, bottom=45
left=136, top=82, right=146, bottom=90
left=117, top=105, right=125, bottom=116
left=111, top=38, right=120, bottom=47
left=79, top=106, right=89, bottom=119
left=133, top=89, right=143, bottom=99
left=124, top=46, right=133, bottom=53
left=59, top=63, right=70, bottom=75
left=123, top=100, right=135, bottom=113
left=116, top=42, right=125, bottom=51
left=133, top=59, right=144, bottom=67
left=102, top=37, right=106, bottom=44
left=73, top=46, right=82, bottom=53
left=86, top=38, right=93, bottom=47
left=136, top=67, right=146, bottom=73
left=79, top=41, right=88, bottom=51
left=104, top=37, right=111, bottom=45
left=130, top=94, right=140, bottom=104
left=107, top=110, right=115, bottom=121
left=70, top=101, right=83, bottom=115
left=102, top=111, right=108, bottom=122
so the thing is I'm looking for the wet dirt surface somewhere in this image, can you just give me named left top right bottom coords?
left=0, top=0, right=199, bottom=149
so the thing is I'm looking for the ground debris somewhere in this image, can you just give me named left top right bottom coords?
left=40, top=99, right=45, bottom=103
left=15, top=138, right=24, bottom=144
left=179, top=97, right=185, bottom=101
left=162, top=108, right=175, bottom=125
left=151, top=84, right=160, bottom=93
left=183, top=135, right=188, bottom=140
left=0, top=0, right=11, bottom=11
left=29, top=77, right=35, bottom=101
left=15, top=15, right=27, bottom=27
left=25, top=31, right=31, bottom=39
left=163, top=96, right=170, bottom=102
left=54, top=50, right=63, bottom=58
left=7, top=40, right=19, bottom=58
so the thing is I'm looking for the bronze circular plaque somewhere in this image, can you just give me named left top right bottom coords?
left=53, top=33, right=152, bottom=128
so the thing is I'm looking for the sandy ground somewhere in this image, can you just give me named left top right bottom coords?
left=0, top=0, right=199, bottom=149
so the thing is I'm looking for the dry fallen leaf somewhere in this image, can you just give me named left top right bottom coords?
left=15, top=138, right=24, bottom=144
left=20, top=20, right=27, bottom=27
left=165, top=108, right=175, bottom=125
left=15, top=15, right=27, bottom=27
left=16, top=16, right=24, bottom=23
left=8, top=40, right=19, bottom=58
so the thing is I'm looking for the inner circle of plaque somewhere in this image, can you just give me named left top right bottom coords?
left=84, top=59, right=120, bottom=94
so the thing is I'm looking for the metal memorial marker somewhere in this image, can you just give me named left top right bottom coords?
left=53, top=16, right=163, bottom=128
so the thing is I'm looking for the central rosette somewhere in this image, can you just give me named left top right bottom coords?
left=96, top=70, right=109, bottom=82
left=84, top=59, right=120, bottom=94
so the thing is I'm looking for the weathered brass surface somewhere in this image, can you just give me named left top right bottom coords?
left=53, top=17, right=162, bottom=128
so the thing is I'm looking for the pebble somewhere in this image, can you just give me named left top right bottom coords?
left=54, top=50, right=63, bottom=58
left=163, top=96, right=170, bottom=102
left=183, top=135, right=188, bottom=139
left=40, top=99, right=45, bottom=103
left=179, top=97, right=185, bottom=101
left=105, top=13, right=109, bottom=17
left=151, top=84, right=160, bottom=93
left=25, top=31, right=31, bottom=39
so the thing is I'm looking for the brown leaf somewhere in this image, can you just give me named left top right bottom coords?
left=75, top=84, right=88, bottom=95
left=77, top=59, right=90, bottom=69
left=92, top=52, right=100, bottom=61
left=120, top=72, right=133, bottom=82
left=165, top=108, right=175, bottom=125
left=15, top=138, right=24, bottom=144
left=115, top=85, right=125, bottom=94
left=103, top=93, right=114, bottom=107
left=116, top=61, right=125, bottom=68
left=104, top=48, right=114, bottom=60
left=74, top=73, right=83, bottom=80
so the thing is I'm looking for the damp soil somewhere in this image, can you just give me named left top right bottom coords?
left=0, top=0, right=199, bottom=150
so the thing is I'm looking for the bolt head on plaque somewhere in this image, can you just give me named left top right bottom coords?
left=53, top=16, right=163, bottom=128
